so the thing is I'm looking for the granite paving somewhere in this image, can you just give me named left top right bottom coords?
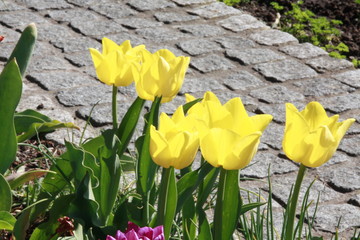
left=1, top=0, right=359, bottom=238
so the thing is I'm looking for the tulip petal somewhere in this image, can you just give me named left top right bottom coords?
left=89, top=48, right=103, bottom=68
left=335, top=118, right=355, bottom=141
left=301, top=101, right=329, bottom=131
left=103, top=37, right=120, bottom=55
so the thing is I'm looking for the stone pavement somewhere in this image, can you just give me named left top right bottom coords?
left=1, top=0, right=360, bottom=238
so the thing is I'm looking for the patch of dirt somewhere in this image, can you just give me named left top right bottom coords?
left=236, top=0, right=360, bottom=59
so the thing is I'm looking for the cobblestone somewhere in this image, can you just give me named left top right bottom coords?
left=333, top=69, right=360, bottom=88
left=218, top=14, right=268, bottom=32
left=222, top=70, right=265, bottom=91
left=177, top=39, right=222, bottom=56
left=226, top=48, right=286, bottom=65
left=279, top=42, right=328, bottom=59
left=178, top=24, right=225, bottom=37
left=306, top=56, right=354, bottom=73
left=250, top=85, right=305, bottom=104
left=190, top=54, right=236, bottom=73
left=250, top=29, right=298, bottom=46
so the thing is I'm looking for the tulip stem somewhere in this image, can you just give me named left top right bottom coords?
left=112, top=85, right=118, bottom=130
left=285, top=163, right=307, bottom=239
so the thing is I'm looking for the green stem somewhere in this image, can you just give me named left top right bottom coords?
left=112, top=85, right=118, bottom=130
left=285, top=163, right=307, bottom=240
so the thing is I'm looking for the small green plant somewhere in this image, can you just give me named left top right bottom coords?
left=219, top=0, right=247, bottom=6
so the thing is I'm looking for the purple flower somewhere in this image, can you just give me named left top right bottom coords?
left=106, top=222, right=164, bottom=240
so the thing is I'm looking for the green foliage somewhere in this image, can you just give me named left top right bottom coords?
left=218, top=0, right=243, bottom=6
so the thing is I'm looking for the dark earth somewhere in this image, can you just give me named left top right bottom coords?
left=235, top=0, right=360, bottom=60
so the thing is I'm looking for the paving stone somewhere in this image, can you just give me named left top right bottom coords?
left=70, top=19, right=128, bottom=37
left=293, top=78, right=356, bottom=97
left=31, top=42, right=60, bottom=57
left=15, top=0, right=72, bottom=10
left=226, top=48, right=286, bottom=65
left=323, top=93, right=360, bottom=113
left=218, top=14, right=268, bottom=32
left=179, top=76, right=225, bottom=94
left=279, top=42, right=327, bottom=59
left=241, top=152, right=298, bottom=178
left=77, top=102, right=132, bottom=127
left=0, top=44, right=14, bottom=61
left=214, top=91, right=258, bottom=107
left=0, top=11, right=48, bottom=29
left=66, top=0, right=99, bottom=6
left=318, top=152, right=351, bottom=168
left=90, top=2, right=137, bottom=19
left=147, top=44, right=186, bottom=57
left=306, top=56, right=354, bottom=73
left=171, top=0, right=215, bottom=5
left=0, top=1, right=26, bottom=11
left=176, top=39, right=222, bottom=56
left=190, top=54, right=236, bottom=73
left=51, top=36, right=100, bottom=53
left=256, top=102, right=305, bottom=124
left=250, top=85, right=305, bottom=104
left=136, top=27, right=187, bottom=43
left=178, top=24, right=225, bottom=37
left=250, top=29, right=298, bottom=46
left=117, top=17, right=163, bottom=29
left=214, top=36, right=256, bottom=49
left=56, top=84, right=122, bottom=107
left=309, top=204, right=360, bottom=233
left=253, top=59, right=318, bottom=82
left=270, top=173, right=344, bottom=206
left=27, top=55, right=74, bottom=73
left=128, top=0, right=176, bottom=11
left=348, top=194, right=360, bottom=207
left=0, top=27, right=21, bottom=42
left=338, top=135, right=360, bottom=156
left=159, top=95, right=186, bottom=114
left=223, top=70, right=265, bottom=91
left=333, top=69, right=360, bottom=88
left=320, top=161, right=360, bottom=192
left=104, top=32, right=146, bottom=47
left=65, top=51, right=93, bottom=67
left=17, top=92, right=58, bottom=112
left=154, top=11, right=199, bottom=23
left=27, top=70, right=96, bottom=91
left=260, top=122, right=284, bottom=150
left=187, top=2, right=241, bottom=19
left=46, top=9, right=101, bottom=23
left=37, top=23, right=75, bottom=42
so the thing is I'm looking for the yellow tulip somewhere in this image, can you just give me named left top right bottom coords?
left=149, top=106, right=199, bottom=169
left=283, top=102, right=355, bottom=167
left=135, top=49, right=190, bottom=103
left=188, top=91, right=273, bottom=170
left=89, top=38, right=145, bottom=86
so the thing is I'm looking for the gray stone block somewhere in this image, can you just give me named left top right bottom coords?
left=136, top=27, right=187, bottom=43
left=250, top=29, right=298, bottom=46
left=187, top=2, right=241, bottom=19
left=154, top=11, right=199, bottom=23
left=223, top=70, right=265, bottom=91
left=0, top=28, right=21, bottom=43
left=256, top=102, right=305, bottom=124
left=318, top=152, right=351, bottom=168
left=117, top=17, right=163, bottom=29
left=333, top=69, right=360, bottom=88
left=241, top=152, right=298, bottom=178
left=27, top=55, right=74, bottom=73
left=27, top=70, right=96, bottom=91
left=323, top=93, right=360, bottom=113
left=159, top=95, right=186, bottom=114
left=128, top=0, right=176, bottom=11
left=171, top=0, right=215, bottom=5
left=348, top=194, right=360, bottom=207
left=260, top=122, right=284, bottom=150
left=104, top=32, right=146, bottom=47
left=179, top=76, right=225, bottom=94
left=253, top=59, right=318, bottom=82
left=178, top=24, right=225, bottom=37
left=37, top=23, right=75, bottom=42
left=15, top=0, right=72, bottom=10
left=226, top=48, right=286, bottom=65
left=0, top=1, right=26, bottom=11
left=70, top=19, right=128, bottom=37
left=338, top=135, right=360, bottom=157
left=0, top=11, right=48, bottom=29
left=250, top=85, right=305, bottom=104
left=65, top=51, right=94, bottom=67
left=90, top=2, right=137, bottom=19
left=306, top=56, right=354, bottom=73
left=218, top=15, right=268, bottom=32
left=214, top=36, right=256, bottom=49
left=176, top=39, right=222, bottom=56
left=279, top=42, right=327, bottom=59
left=190, top=54, right=236, bottom=73
left=46, top=9, right=100, bottom=22
left=51, top=36, right=100, bottom=53
left=293, top=78, right=355, bottom=97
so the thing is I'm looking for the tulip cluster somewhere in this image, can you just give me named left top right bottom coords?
left=107, top=222, right=164, bottom=240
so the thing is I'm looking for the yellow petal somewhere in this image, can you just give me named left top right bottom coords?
left=102, top=37, right=119, bottom=55
left=150, top=126, right=172, bottom=168
left=335, top=118, right=355, bottom=141
left=301, top=101, right=329, bottom=131
left=89, top=48, right=103, bottom=68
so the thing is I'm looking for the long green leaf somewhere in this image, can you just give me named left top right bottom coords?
left=6, top=169, right=55, bottom=189
left=0, top=173, right=12, bottom=212
left=198, top=208, right=212, bottom=240
left=239, top=202, right=266, bottom=215
left=182, top=196, right=196, bottom=240
left=0, top=211, right=16, bottom=231
left=0, top=59, right=22, bottom=174
left=8, top=23, right=37, bottom=77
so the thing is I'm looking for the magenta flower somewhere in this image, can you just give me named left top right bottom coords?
left=106, top=222, right=164, bottom=240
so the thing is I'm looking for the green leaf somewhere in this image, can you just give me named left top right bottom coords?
left=182, top=196, right=196, bottom=240
left=8, top=23, right=37, bottom=77
left=0, top=59, right=22, bottom=174
left=0, top=211, right=16, bottom=231
left=116, top=97, right=145, bottom=157
left=182, top=98, right=202, bottom=114
left=157, top=167, right=178, bottom=239
left=196, top=165, right=219, bottom=209
left=198, top=208, right=212, bottom=240
left=0, top=174, right=12, bottom=211
left=15, top=109, right=79, bottom=143
left=239, top=202, right=266, bottom=215
left=6, top=169, right=55, bottom=189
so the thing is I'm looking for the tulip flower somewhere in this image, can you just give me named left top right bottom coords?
left=89, top=38, right=145, bottom=86
left=150, top=105, right=199, bottom=169
left=187, top=91, right=273, bottom=170
left=135, top=49, right=190, bottom=103
left=283, top=102, right=355, bottom=168
left=106, top=222, right=164, bottom=240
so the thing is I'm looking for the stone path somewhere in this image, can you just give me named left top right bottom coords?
left=1, top=0, right=360, bottom=238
